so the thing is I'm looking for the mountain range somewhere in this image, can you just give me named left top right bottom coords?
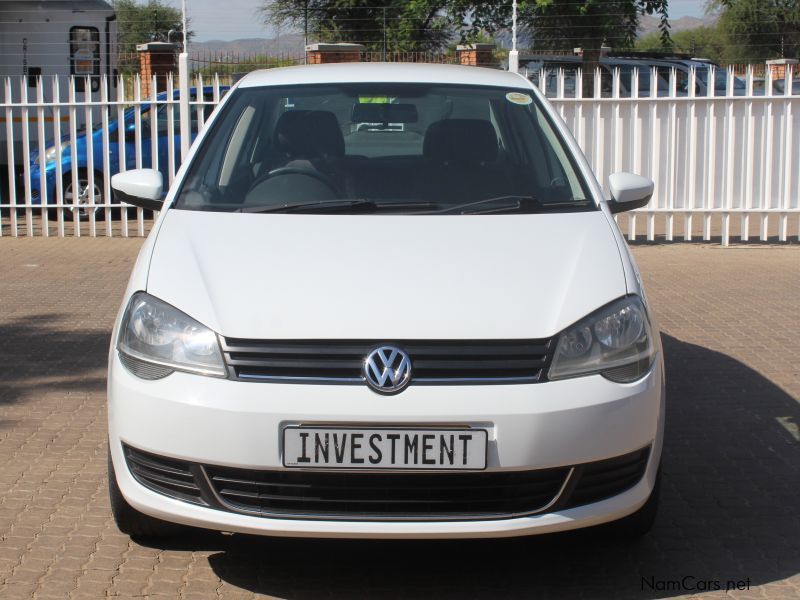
left=190, top=14, right=718, bottom=56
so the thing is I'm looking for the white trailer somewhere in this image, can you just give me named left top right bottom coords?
left=1, top=0, right=118, bottom=172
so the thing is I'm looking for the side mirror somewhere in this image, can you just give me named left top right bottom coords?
left=111, top=169, right=164, bottom=211
left=607, top=172, right=654, bottom=214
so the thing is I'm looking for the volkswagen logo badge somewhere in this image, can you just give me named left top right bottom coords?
left=363, top=346, right=412, bottom=394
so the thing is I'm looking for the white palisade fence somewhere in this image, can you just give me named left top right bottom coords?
left=543, top=65, right=799, bottom=244
left=1, top=73, right=224, bottom=238
left=1, top=66, right=798, bottom=244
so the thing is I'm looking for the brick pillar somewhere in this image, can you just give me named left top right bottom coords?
left=456, top=44, right=496, bottom=67
left=305, top=43, right=364, bottom=64
left=766, top=58, right=798, bottom=83
left=137, top=42, right=179, bottom=96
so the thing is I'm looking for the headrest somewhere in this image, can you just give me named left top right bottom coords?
left=274, top=110, right=345, bottom=159
left=423, top=119, right=498, bottom=163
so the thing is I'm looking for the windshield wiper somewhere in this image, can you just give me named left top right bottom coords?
left=239, top=199, right=376, bottom=214
left=425, top=195, right=540, bottom=215
left=239, top=199, right=437, bottom=214
left=421, top=196, right=596, bottom=216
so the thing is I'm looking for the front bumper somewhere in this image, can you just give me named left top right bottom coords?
left=108, top=352, right=664, bottom=539
left=24, top=164, right=54, bottom=205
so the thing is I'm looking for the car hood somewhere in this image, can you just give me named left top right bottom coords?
left=146, top=210, right=627, bottom=339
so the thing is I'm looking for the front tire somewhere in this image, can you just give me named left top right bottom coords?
left=108, top=449, right=183, bottom=538
left=63, top=171, right=105, bottom=220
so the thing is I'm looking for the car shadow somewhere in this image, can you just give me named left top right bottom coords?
left=138, top=333, right=800, bottom=598
left=0, top=313, right=109, bottom=406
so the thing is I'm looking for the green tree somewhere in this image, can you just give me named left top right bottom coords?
left=711, top=0, right=800, bottom=61
left=262, top=0, right=452, bottom=52
left=636, top=26, right=730, bottom=62
left=463, top=0, right=671, bottom=93
left=114, top=0, right=192, bottom=55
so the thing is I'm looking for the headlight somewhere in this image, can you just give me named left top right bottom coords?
left=41, top=141, right=70, bottom=165
left=117, top=292, right=226, bottom=378
left=549, top=296, right=655, bottom=383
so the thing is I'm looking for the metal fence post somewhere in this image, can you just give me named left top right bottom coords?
left=179, top=52, right=190, bottom=161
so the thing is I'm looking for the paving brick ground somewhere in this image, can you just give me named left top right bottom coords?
left=0, top=237, right=798, bottom=600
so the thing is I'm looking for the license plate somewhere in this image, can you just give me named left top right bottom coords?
left=282, top=427, right=488, bottom=470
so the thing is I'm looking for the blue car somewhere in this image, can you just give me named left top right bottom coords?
left=28, top=86, right=228, bottom=218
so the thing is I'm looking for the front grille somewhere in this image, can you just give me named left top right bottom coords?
left=122, top=444, right=650, bottom=521
left=204, top=466, right=569, bottom=520
left=221, top=338, right=554, bottom=385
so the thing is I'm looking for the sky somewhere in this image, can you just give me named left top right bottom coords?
left=180, top=0, right=708, bottom=42
left=669, top=0, right=709, bottom=20
left=182, top=0, right=276, bottom=41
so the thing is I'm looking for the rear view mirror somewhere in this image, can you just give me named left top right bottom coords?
left=607, top=172, right=654, bottom=214
left=111, top=169, right=164, bottom=211
left=351, top=103, right=418, bottom=124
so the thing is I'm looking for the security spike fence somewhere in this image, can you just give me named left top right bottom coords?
left=1, top=73, right=224, bottom=238
left=539, top=64, right=799, bottom=244
left=1, top=62, right=798, bottom=244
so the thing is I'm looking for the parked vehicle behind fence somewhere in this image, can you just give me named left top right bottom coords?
left=624, top=56, right=747, bottom=97
left=26, top=86, right=229, bottom=218
left=521, top=56, right=670, bottom=98
left=772, top=78, right=800, bottom=96
left=522, top=54, right=749, bottom=98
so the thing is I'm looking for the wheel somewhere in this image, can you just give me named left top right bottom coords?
left=604, top=468, right=660, bottom=538
left=108, top=448, right=183, bottom=538
left=63, top=171, right=105, bottom=220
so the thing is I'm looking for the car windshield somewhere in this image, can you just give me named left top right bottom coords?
left=694, top=66, right=746, bottom=93
left=173, top=83, right=593, bottom=215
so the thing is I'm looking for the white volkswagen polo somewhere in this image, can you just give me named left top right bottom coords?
left=108, top=63, right=664, bottom=540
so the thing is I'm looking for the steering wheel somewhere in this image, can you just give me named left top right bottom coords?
left=249, top=165, right=341, bottom=198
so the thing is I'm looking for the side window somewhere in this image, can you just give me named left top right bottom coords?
left=124, top=108, right=152, bottom=143
left=533, top=108, right=585, bottom=200
left=618, top=66, right=633, bottom=97
left=70, top=27, right=100, bottom=93
left=156, top=105, right=171, bottom=135
left=599, top=67, right=614, bottom=97
left=658, top=67, right=691, bottom=95
left=553, top=67, right=578, bottom=98
left=675, top=70, right=690, bottom=94
left=636, top=68, right=655, bottom=95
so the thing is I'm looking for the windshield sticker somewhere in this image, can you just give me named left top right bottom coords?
left=506, top=92, right=533, bottom=105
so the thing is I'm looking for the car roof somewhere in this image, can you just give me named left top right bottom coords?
left=237, top=63, right=530, bottom=89
left=155, top=85, right=231, bottom=101
left=603, top=57, right=654, bottom=67
left=669, top=59, right=720, bottom=68
left=520, top=56, right=668, bottom=70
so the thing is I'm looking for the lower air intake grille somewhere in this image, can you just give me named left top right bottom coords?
left=121, top=444, right=650, bottom=520
left=124, top=445, right=206, bottom=506
left=562, top=446, right=651, bottom=509
left=203, top=467, right=570, bottom=520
